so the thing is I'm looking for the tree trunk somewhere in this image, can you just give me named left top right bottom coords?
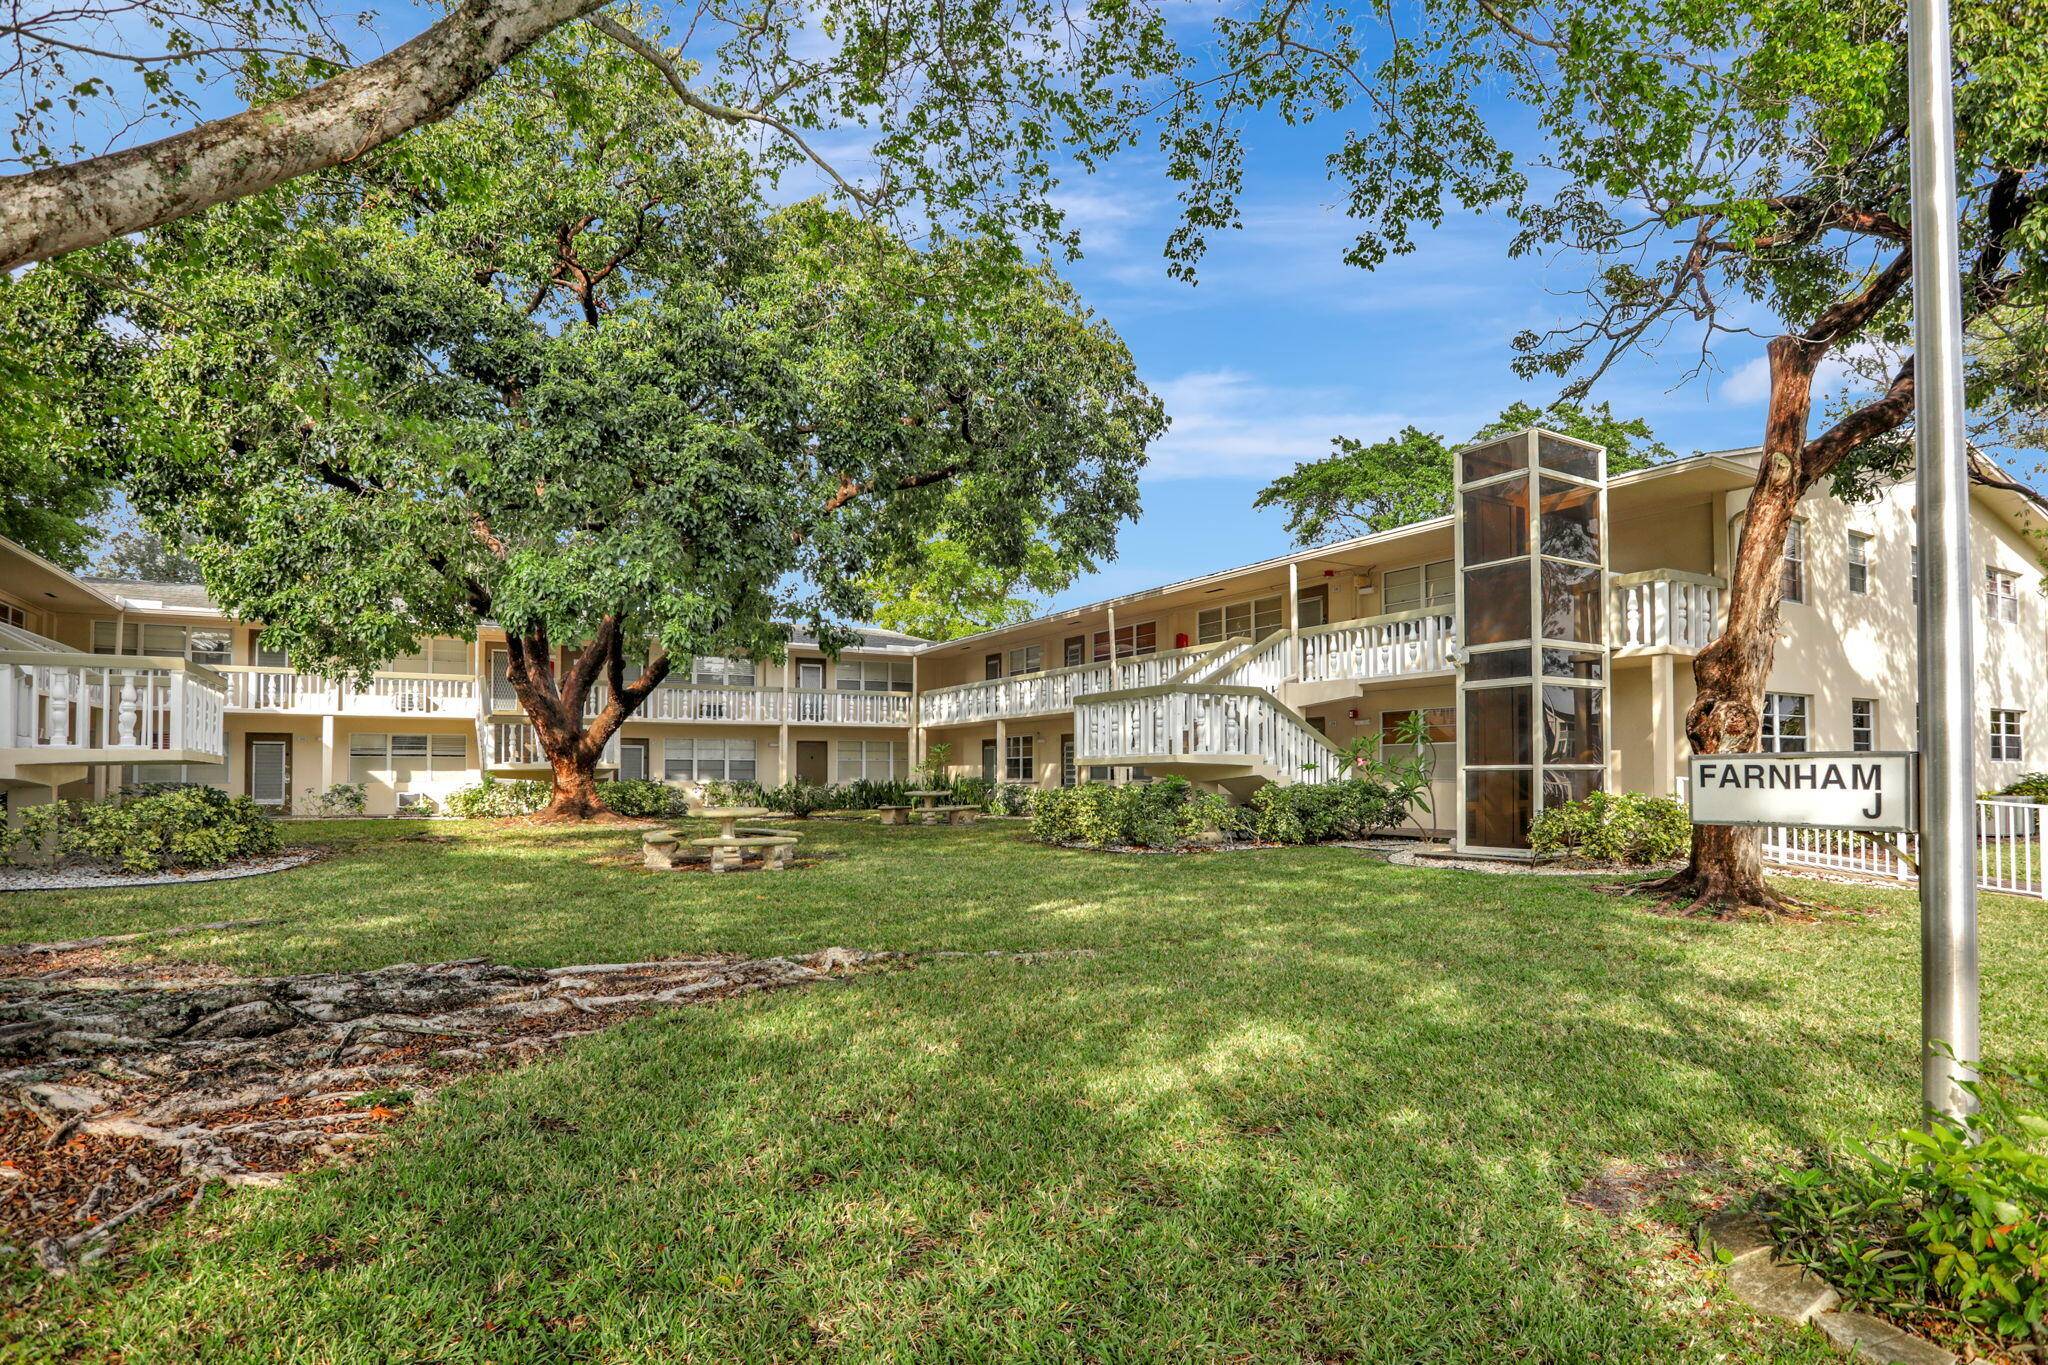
left=500, top=622, right=668, bottom=820
left=0, top=0, right=606, bottom=270
left=1651, top=335, right=1821, bottom=914
left=544, top=753, right=606, bottom=819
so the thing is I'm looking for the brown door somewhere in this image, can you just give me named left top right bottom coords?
left=795, top=740, right=828, bottom=784
left=246, top=734, right=292, bottom=812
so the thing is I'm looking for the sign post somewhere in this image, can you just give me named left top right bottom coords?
left=1906, top=0, right=1979, bottom=1120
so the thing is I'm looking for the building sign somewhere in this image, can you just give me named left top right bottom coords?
left=1688, top=752, right=1918, bottom=832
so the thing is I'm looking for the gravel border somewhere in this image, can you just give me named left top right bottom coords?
left=0, top=850, right=320, bottom=894
left=1382, top=847, right=1676, bottom=877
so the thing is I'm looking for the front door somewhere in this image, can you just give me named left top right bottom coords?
left=617, top=739, right=649, bottom=783
left=247, top=736, right=290, bottom=811
left=795, top=740, right=828, bottom=784
left=981, top=739, right=998, bottom=782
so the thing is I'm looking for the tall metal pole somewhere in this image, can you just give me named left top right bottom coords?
left=1906, top=0, right=1979, bottom=1120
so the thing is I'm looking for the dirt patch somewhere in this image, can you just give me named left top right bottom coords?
left=1, top=944, right=898, bottom=1276
left=1568, top=1154, right=1718, bottom=1216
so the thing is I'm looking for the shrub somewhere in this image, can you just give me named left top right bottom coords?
left=1763, top=1060, right=2048, bottom=1350
left=443, top=776, right=550, bottom=818
left=1246, top=779, right=1404, bottom=845
left=1528, top=792, right=1689, bottom=865
left=984, top=782, right=1035, bottom=816
left=599, top=778, right=691, bottom=819
left=303, top=782, right=368, bottom=816
left=1032, top=777, right=1243, bottom=849
left=1999, top=773, right=2048, bottom=802
left=10, top=786, right=282, bottom=873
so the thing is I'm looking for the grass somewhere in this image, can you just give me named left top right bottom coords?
left=5, top=816, right=2046, bottom=1362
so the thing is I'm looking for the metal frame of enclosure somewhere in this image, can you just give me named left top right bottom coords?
left=1453, top=429, right=1612, bottom=856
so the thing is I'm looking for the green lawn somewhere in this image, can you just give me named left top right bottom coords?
left=6, top=818, right=2045, bottom=1362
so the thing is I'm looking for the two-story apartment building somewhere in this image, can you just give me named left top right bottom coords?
left=4, top=430, right=2043, bottom=854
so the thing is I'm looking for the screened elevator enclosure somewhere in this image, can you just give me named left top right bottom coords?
left=1453, top=429, right=1611, bottom=854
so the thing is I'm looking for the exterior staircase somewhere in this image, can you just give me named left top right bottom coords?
left=1071, top=629, right=1349, bottom=797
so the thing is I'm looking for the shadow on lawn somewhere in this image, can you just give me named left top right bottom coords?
left=21, top=829, right=1984, bottom=1360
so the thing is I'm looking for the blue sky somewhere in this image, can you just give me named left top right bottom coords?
left=1032, top=145, right=1783, bottom=611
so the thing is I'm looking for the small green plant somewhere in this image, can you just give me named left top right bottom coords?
left=302, top=782, right=369, bottom=817
left=1528, top=792, right=1689, bottom=865
left=1999, top=773, right=2048, bottom=802
left=597, top=779, right=691, bottom=819
left=443, top=776, right=550, bottom=818
left=919, top=742, right=953, bottom=788
left=983, top=782, right=1036, bottom=816
left=1763, top=1060, right=2048, bottom=1352
left=1247, top=779, right=1404, bottom=845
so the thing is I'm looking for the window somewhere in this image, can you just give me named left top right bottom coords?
left=1987, top=568, right=2020, bottom=623
left=1992, top=710, right=2023, bottom=762
left=1063, top=635, right=1086, bottom=668
left=0, top=601, right=25, bottom=629
left=1007, top=644, right=1043, bottom=676
left=1004, top=734, right=1035, bottom=781
left=1383, top=560, right=1454, bottom=613
left=389, top=638, right=471, bottom=675
left=692, top=656, right=756, bottom=688
left=1196, top=594, right=1283, bottom=644
left=254, top=632, right=291, bottom=668
left=666, top=737, right=758, bottom=782
left=1760, top=693, right=1810, bottom=753
left=1847, top=533, right=1871, bottom=595
left=1851, top=699, right=1876, bottom=753
left=1779, top=521, right=1806, bottom=604
left=1296, top=584, right=1329, bottom=628
left=348, top=733, right=468, bottom=786
left=985, top=653, right=1003, bottom=681
left=834, top=659, right=912, bottom=692
left=92, top=620, right=230, bottom=663
left=1092, top=620, right=1156, bottom=661
left=835, top=739, right=909, bottom=782
left=1380, top=708, right=1457, bottom=747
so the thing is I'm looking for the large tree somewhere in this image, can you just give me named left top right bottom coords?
left=1254, top=401, right=1671, bottom=546
left=63, top=27, right=1164, bottom=817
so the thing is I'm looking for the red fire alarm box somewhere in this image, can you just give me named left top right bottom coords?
left=1175, top=632, right=1190, bottom=649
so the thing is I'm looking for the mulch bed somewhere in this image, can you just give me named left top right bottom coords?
left=0, top=936, right=895, bottom=1276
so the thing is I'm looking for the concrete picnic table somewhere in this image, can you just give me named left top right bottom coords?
left=698, top=806, right=771, bottom=841
left=905, top=790, right=951, bottom=819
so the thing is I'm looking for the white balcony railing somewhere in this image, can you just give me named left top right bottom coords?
left=482, top=720, right=619, bottom=771
left=1298, top=609, right=1456, bottom=684
left=1073, top=686, right=1346, bottom=785
left=2, top=652, right=227, bottom=760
left=1611, top=571, right=1723, bottom=653
left=579, top=684, right=911, bottom=726
left=784, top=689, right=911, bottom=726
left=220, top=667, right=476, bottom=716
left=918, top=642, right=1220, bottom=728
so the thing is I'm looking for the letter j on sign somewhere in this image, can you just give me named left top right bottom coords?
left=1688, top=753, right=1919, bottom=832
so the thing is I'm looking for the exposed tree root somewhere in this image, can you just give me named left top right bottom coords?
left=1640, top=865, right=1808, bottom=920
left=0, top=944, right=895, bottom=1275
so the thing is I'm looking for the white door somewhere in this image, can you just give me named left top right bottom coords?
left=250, top=741, right=288, bottom=807
left=489, top=649, right=515, bottom=709
left=619, top=740, right=648, bottom=783
left=798, top=661, right=824, bottom=689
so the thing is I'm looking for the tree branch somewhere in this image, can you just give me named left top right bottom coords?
left=0, top=0, right=608, bottom=270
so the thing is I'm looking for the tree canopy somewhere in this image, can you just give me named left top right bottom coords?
left=1253, top=402, right=1672, bottom=546
left=40, top=24, right=1164, bottom=813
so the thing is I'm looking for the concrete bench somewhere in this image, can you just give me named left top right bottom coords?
left=643, top=831, right=687, bottom=870
left=876, top=805, right=914, bottom=826
left=689, top=834, right=800, bottom=872
left=926, top=805, right=982, bottom=826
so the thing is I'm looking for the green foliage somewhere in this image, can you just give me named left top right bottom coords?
left=443, top=778, right=550, bottom=819
left=863, top=534, right=1077, bottom=641
left=597, top=780, right=692, bottom=820
left=90, top=506, right=203, bottom=584
left=984, top=783, right=1037, bottom=817
left=3, top=786, right=280, bottom=873
left=302, top=782, right=367, bottom=817
left=1765, top=1061, right=2048, bottom=1349
left=1246, top=780, right=1405, bottom=846
left=1254, top=402, right=1670, bottom=546
left=1999, top=774, right=2048, bottom=803
left=1528, top=793, right=1691, bottom=865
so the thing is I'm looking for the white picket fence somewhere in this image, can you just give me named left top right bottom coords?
left=1759, top=798, right=2044, bottom=899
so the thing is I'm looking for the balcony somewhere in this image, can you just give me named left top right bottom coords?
left=1610, top=571, right=1723, bottom=655
left=480, top=720, right=619, bottom=775
left=918, top=642, right=1220, bottom=728
left=579, top=684, right=912, bottom=726
left=1297, top=609, right=1456, bottom=685
left=1, top=652, right=227, bottom=775
left=221, top=667, right=477, bottom=717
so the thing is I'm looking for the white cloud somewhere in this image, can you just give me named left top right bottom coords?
left=1142, top=369, right=1410, bottom=481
